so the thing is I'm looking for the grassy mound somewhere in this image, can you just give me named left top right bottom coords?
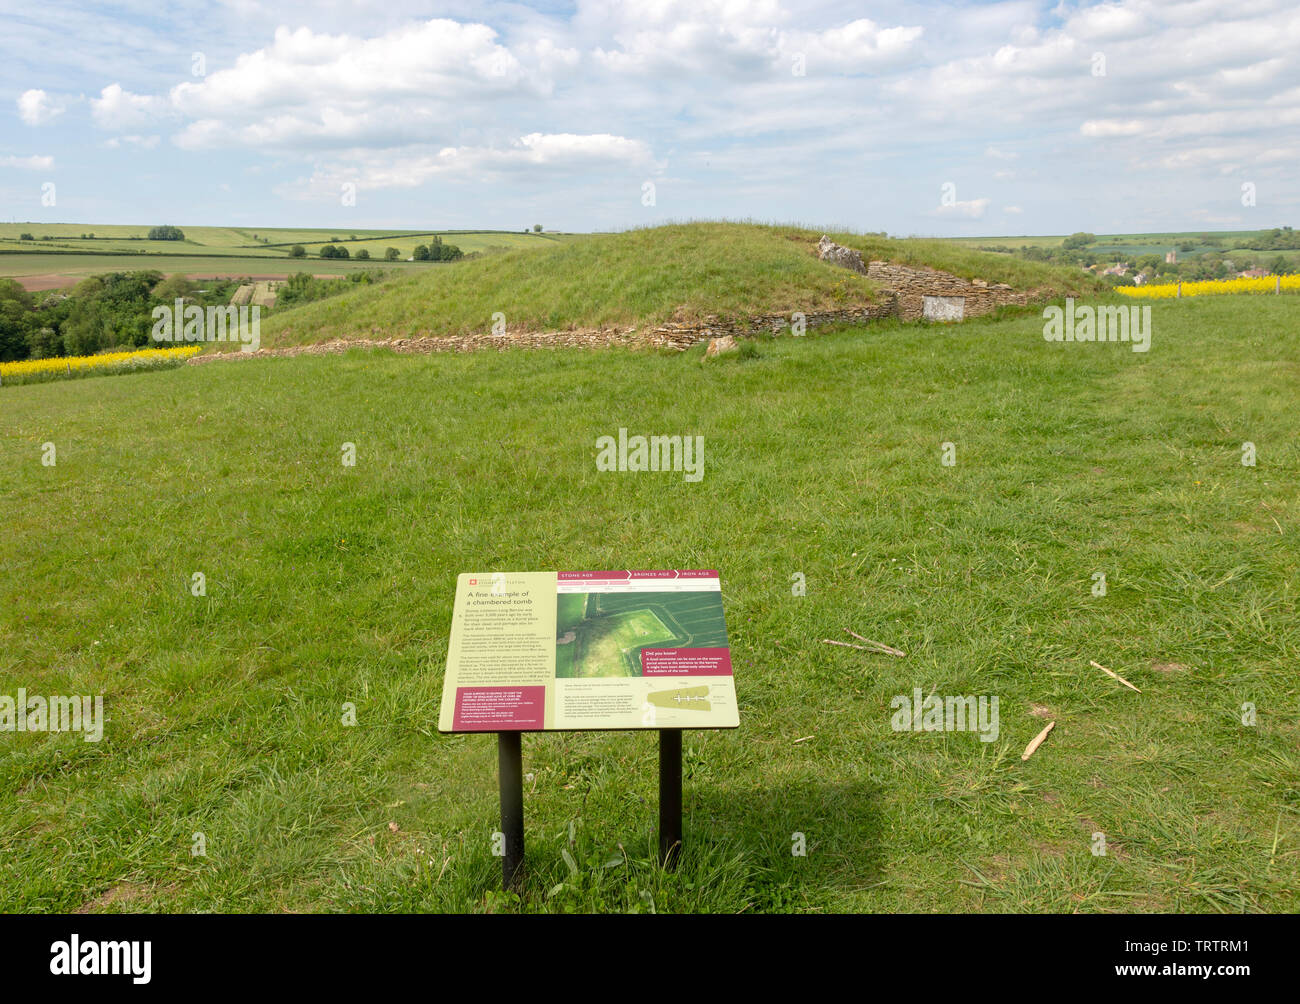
left=255, top=222, right=1105, bottom=350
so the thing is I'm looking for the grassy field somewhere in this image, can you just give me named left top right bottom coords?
left=2, top=292, right=1296, bottom=913
left=0, top=252, right=425, bottom=284
left=0, top=223, right=574, bottom=286
left=285, top=232, right=571, bottom=260
left=251, top=223, right=1104, bottom=348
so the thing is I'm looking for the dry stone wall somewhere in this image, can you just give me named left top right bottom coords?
left=864, top=261, right=1030, bottom=321
left=651, top=302, right=897, bottom=345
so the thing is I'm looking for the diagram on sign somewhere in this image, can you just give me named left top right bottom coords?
left=646, top=685, right=711, bottom=711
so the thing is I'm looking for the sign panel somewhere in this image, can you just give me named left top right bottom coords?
left=439, top=570, right=738, bottom=732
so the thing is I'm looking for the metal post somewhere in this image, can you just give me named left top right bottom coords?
left=659, top=729, right=683, bottom=868
left=497, top=731, right=525, bottom=892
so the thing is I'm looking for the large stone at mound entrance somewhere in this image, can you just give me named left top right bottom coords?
left=705, top=335, right=738, bottom=357
left=817, top=235, right=867, bottom=275
left=923, top=295, right=965, bottom=321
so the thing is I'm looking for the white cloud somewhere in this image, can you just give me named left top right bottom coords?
left=279, top=131, right=655, bottom=200
left=91, top=83, right=170, bottom=129
left=17, top=89, right=65, bottom=125
left=780, top=20, right=924, bottom=72
left=169, top=20, right=577, bottom=149
left=104, top=134, right=161, bottom=149
left=1080, top=119, right=1145, bottom=137
left=589, top=2, right=921, bottom=75
left=0, top=153, right=54, bottom=169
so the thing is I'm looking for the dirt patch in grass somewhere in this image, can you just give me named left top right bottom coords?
left=1150, top=660, right=1193, bottom=674
left=75, top=880, right=174, bottom=913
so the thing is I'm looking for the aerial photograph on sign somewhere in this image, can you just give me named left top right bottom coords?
left=556, top=591, right=728, bottom=678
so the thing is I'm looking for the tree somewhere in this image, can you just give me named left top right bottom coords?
left=0, top=278, right=36, bottom=362
left=289, top=245, right=306, bottom=258
left=19, top=232, right=34, bottom=241
left=533, top=224, right=542, bottom=233
left=147, top=225, right=185, bottom=241
left=355, top=249, right=370, bottom=260
left=423, top=236, right=463, bottom=262
left=384, top=247, right=400, bottom=261
left=1061, top=232, right=1096, bottom=250
left=412, top=244, right=430, bottom=261
left=152, top=273, right=196, bottom=304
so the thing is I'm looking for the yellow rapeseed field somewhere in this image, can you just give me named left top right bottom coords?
left=0, top=346, right=200, bottom=384
left=1117, top=274, right=1300, bottom=299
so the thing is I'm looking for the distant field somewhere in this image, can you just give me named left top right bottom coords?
left=288, top=232, right=572, bottom=259
left=0, top=222, right=578, bottom=288
left=0, top=253, right=427, bottom=288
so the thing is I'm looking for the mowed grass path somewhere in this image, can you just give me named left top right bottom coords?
left=1, top=295, right=1297, bottom=913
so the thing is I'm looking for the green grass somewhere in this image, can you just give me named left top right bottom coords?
left=253, top=222, right=1104, bottom=349
left=1, top=294, right=1296, bottom=913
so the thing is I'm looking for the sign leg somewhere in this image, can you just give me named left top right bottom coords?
left=497, top=731, right=525, bottom=892
left=659, top=729, right=683, bottom=868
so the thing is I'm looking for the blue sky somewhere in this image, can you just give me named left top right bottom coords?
left=3, top=1, right=1297, bottom=236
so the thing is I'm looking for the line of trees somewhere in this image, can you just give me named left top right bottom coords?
left=412, top=236, right=463, bottom=261
left=275, top=270, right=385, bottom=308
left=147, top=225, right=185, bottom=241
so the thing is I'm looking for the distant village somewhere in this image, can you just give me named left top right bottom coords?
left=1090, top=248, right=1275, bottom=286
left=980, top=227, right=1298, bottom=286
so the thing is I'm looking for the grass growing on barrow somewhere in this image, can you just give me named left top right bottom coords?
left=254, top=222, right=1105, bottom=349
left=1, top=294, right=1297, bottom=913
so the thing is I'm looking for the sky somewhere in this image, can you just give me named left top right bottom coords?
left=2, top=0, right=1298, bottom=237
